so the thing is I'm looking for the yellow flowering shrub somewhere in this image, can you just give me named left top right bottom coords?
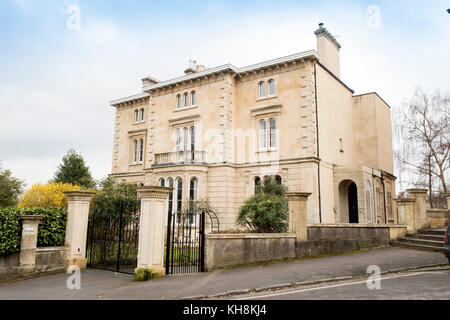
left=18, top=182, right=83, bottom=209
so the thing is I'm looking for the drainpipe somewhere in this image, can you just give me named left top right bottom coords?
left=381, top=172, right=387, bottom=224
left=314, top=62, right=322, bottom=223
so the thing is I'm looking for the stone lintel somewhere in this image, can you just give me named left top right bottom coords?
left=394, top=198, right=416, bottom=203
left=137, top=186, right=174, bottom=200
left=19, top=215, right=44, bottom=223
left=63, top=191, right=96, bottom=202
left=286, top=192, right=312, bottom=201
left=406, top=189, right=428, bottom=195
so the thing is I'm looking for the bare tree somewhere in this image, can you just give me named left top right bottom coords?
left=395, top=88, right=450, bottom=199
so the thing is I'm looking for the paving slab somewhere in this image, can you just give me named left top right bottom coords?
left=0, top=247, right=447, bottom=300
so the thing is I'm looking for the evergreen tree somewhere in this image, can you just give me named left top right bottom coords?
left=52, top=149, right=96, bottom=188
left=0, top=163, right=25, bottom=208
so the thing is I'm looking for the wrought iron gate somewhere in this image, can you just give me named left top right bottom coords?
left=86, top=203, right=140, bottom=275
left=165, top=209, right=219, bottom=275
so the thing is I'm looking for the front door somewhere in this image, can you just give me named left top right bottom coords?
left=348, top=182, right=359, bottom=223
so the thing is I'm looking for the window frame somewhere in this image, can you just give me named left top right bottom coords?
left=268, top=79, right=275, bottom=96
left=258, top=81, right=266, bottom=98
left=176, top=94, right=181, bottom=109
left=259, top=119, right=267, bottom=151
left=132, top=139, right=138, bottom=164
left=191, top=91, right=196, bottom=106
left=184, top=92, right=189, bottom=108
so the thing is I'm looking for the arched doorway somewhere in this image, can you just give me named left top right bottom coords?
left=338, top=180, right=359, bottom=224
left=348, top=182, right=359, bottom=223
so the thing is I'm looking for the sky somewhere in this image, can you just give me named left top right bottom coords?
left=0, top=0, right=449, bottom=190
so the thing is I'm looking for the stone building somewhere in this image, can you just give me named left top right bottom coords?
left=109, top=24, right=397, bottom=230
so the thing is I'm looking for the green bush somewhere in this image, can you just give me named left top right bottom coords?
left=237, top=176, right=289, bottom=233
left=236, top=193, right=288, bottom=233
left=0, top=207, right=67, bottom=256
left=90, top=177, right=140, bottom=218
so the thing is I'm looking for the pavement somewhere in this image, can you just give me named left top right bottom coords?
left=0, top=247, right=448, bottom=300
left=229, top=268, right=450, bottom=300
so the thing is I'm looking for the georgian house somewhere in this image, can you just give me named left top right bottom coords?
left=109, top=24, right=397, bottom=230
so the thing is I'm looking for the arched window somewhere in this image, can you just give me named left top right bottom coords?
left=159, top=178, right=166, bottom=187
left=183, top=127, right=189, bottom=151
left=275, top=175, right=282, bottom=185
left=189, top=177, right=198, bottom=210
left=269, top=118, right=276, bottom=148
left=176, top=94, right=181, bottom=108
left=176, top=128, right=181, bottom=152
left=365, top=181, right=372, bottom=223
left=176, top=178, right=183, bottom=220
left=191, top=91, right=196, bottom=106
left=259, top=119, right=267, bottom=150
left=254, top=177, right=261, bottom=194
left=258, top=81, right=266, bottom=98
left=140, top=108, right=145, bottom=122
left=190, top=126, right=195, bottom=160
left=139, top=138, right=144, bottom=162
left=167, top=178, right=174, bottom=218
left=268, top=79, right=275, bottom=96
left=134, top=109, right=139, bottom=123
left=184, top=92, right=189, bottom=107
left=132, top=139, right=138, bottom=163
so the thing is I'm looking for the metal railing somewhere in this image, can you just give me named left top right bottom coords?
left=154, top=151, right=207, bottom=165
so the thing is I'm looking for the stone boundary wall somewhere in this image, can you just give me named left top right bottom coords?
left=0, top=246, right=68, bottom=281
left=426, top=209, right=450, bottom=228
left=296, top=224, right=407, bottom=259
left=205, top=233, right=296, bottom=270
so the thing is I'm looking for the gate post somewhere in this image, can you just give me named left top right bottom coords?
left=136, top=186, right=173, bottom=278
left=63, top=190, right=95, bottom=269
left=406, top=189, right=428, bottom=231
left=286, top=192, right=311, bottom=241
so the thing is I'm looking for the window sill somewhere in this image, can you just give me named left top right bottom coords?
left=129, top=162, right=143, bottom=166
left=174, top=106, right=198, bottom=113
left=256, top=95, right=277, bottom=102
left=133, top=121, right=145, bottom=125
left=257, top=149, right=278, bottom=153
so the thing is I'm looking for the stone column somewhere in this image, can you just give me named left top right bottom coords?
left=286, top=192, right=311, bottom=241
left=19, top=215, right=43, bottom=269
left=406, top=189, right=428, bottom=231
left=136, top=186, right=173, bottom=277
left=64, top=190, right=95, bottom=269
left=443, top=193, right=450, bottom=211
left=395, top=198, right=416, bottom=233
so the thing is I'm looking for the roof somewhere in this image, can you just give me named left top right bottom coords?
left=110, top=50, right=319, bottom=106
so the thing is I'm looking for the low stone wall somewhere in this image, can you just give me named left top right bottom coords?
left=0, top=246, right=68, bottom=281
left=426, top=209, right=450, bottom=228
left=296, top=224, right=407, bottom=259
left=205, top=233, right=296, bottom=270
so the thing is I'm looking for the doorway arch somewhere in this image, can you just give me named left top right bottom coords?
left=338, top=180, right=359, bottom=223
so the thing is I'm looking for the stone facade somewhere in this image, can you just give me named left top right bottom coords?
left=109, top=25, right=397, bottom=230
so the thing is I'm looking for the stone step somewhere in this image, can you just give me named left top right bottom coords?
left=418, top=228, right=447, bottom=236
left=390, top=241, right=445, bottom=253
left=397, top=237, right=444, bottom=247
left=407, top=234, right=445, bottom=242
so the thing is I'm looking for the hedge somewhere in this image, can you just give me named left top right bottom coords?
left=0, top=207, right=67, bottom=256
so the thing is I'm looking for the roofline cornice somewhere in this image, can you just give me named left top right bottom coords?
left=109, top=50, right=320, bottom=106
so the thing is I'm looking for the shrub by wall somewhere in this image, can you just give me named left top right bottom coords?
left=0, top=207, right=67, bottom=256
left=18, top=182, right=82, bottom=209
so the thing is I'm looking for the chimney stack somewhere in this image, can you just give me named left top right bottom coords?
left=314, top=23, right=341, bottom=78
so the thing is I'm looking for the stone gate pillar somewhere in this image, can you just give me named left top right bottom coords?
left=136, top=186, right=173, bottom=277
left=64, top=190, right=95, bottom=269
left=406, top=189, right=428, bottom=231
left=444, top=193, right=450, bottom=211
left=19, top=215, right=43, bottom=269
left=286, top=192, right=311, bottom=241
left=395, top=198, right=415, bottom=233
